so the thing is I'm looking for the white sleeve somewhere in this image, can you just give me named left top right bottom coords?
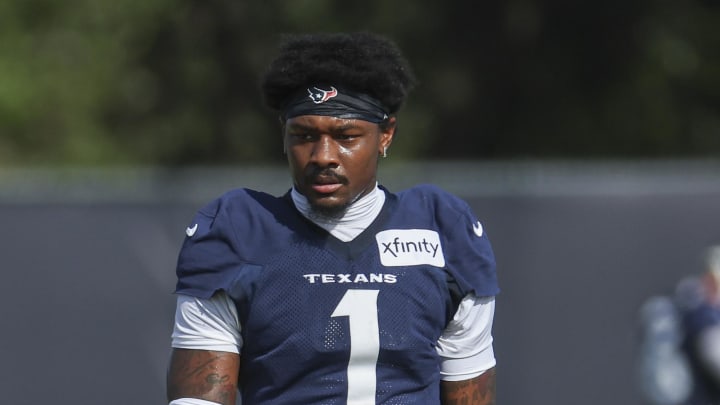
left=436, top=295, right=496, bottom=381
left=697, top=324, right=720, bottom=383
left=171, top=291, right=242, bottom=353
left=169, top=399, right=223, bottom=405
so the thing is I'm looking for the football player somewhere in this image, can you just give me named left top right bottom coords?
left=167, top=31, right=499, bottom=405
left=639, top=245, right=720, bottom=405
left=676, top=246, right=720, bottom=403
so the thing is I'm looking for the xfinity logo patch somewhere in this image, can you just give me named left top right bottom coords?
left=375, top=229, right=445, bottom=267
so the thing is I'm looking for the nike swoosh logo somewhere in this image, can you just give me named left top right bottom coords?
left=472, top=221, right=484, bottom=237
left=186, top=223, right=198, bottom=237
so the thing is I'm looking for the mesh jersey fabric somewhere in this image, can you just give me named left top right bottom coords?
left=175, top=184, right=499, bottom=404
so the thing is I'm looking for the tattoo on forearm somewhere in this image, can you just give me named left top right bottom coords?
left=167, top=349, right=239, bottom=405
left=441, top=368, right=496, bottom=405
left=201, top=372, right=232, bottom=403
left=206, top=373, right=230, bottom=385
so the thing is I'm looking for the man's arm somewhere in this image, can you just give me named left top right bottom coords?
left=440, top=367, right=496, bottom=405
left=167, top=348, right=240, bottom=405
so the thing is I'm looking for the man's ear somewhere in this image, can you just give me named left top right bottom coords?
left=379, top=116, right=397, bottom=155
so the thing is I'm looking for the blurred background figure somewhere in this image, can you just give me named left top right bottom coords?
left=639, top=245, right=720, bottom=405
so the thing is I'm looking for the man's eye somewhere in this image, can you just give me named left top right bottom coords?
left=291, top=133, right=314, bottom=141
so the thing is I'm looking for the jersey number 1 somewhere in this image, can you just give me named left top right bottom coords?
left=331, top=289, right=380, bottom=404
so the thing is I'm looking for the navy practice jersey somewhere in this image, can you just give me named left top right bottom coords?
left=681, top=298, right=720, bottom=403
left=175, top=184, right=499, bottom=404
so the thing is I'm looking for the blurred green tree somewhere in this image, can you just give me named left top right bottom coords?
left=0, top=0, right=718, bottom=166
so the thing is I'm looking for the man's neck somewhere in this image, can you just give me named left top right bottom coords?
left=291, top=184, right=385, bottom=242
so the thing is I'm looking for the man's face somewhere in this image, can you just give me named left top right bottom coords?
left=284, top=115, right=394, bottom=216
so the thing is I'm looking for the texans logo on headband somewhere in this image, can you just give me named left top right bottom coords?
left=284, top=86, right=387, bottom=123
left=307, top=86, right=338, bottom=104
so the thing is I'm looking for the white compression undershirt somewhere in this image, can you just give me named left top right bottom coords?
left=169, top=399, right=222, bottom=405
left=171, top=184, right=496, bottom=380
left=290, top=183, right=385, bottom=242
left=697, top=324, right=720, bottom=383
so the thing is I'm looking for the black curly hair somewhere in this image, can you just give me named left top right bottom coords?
left=261, top=31, right=416, bottom=115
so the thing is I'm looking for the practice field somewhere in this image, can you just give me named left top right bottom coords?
left=2, top=162, right=719, bottom=404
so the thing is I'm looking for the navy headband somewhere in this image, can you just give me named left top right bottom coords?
left=281, top=86, right=389, bottom=123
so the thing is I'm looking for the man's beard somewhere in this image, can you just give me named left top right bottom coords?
left=304, top=168, right=351, bottom=220
left=308, top=200, right=350, bottom=220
